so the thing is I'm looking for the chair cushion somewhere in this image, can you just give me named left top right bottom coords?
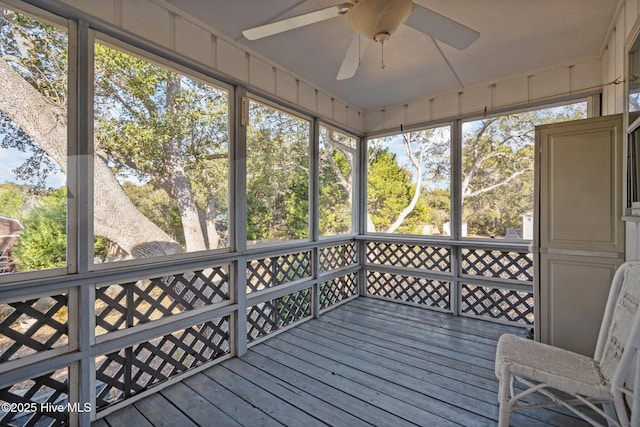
left=495, top=333, right=611, bottom=400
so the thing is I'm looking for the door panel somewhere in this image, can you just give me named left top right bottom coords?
left=541, top=127, right=622, bottom=251
left=539, top=254, right=620, bottom=356
left=535, top=114, right=624, bottom=357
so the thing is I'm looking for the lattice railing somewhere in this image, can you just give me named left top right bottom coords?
left=95, top=316, right=230, bottom=409
left=320, top=272, right=358, bottom=310
left=0, top=235, right=536, bottom=423
left=461, top=248, right=533, bottom=282
left=0, top=295, right=68, bottom=362
left=461, top=283, right=534, bottom=325
left=0, top=367, right=68, bottom=427
left=95, top=266, right=230, bottom=335
left=246, top=251, right=312, bottom=293
left=319, top=243, right=357, bottom=272
left=367, top=270, right=450, bottom=310
left=367, top=241, right=451, bottom=272
left=363, top=239, right=533, bottom=327
left=247, top=288, right=312, bottom=342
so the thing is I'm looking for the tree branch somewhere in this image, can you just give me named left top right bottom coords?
left=463, top=166, right=531, bottom=199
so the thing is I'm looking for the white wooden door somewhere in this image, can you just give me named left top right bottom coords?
left=535, top=114, right=624, bottom=357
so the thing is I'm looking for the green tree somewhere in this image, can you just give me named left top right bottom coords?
left=0, top=182, right=29, bottom=219
left=368, top=148, right=425, bottom=232
left=120, top=182, right=184, bottom=246
left=0, top=9, right=184, bottom=260
left=246, top=100, right=309, bottom=242
left=12, top=188, right=66, bottom=270
left=462, top=104, right=585, bottom=237
left=422, top=187, right=451, bottom=234
left=94, top=44, right=229, bottom=252
left=319, top=127, right=354, bottom=236
left=11, top=188, right=108, bottom=270
left=367, top=127, right=448, bottom=234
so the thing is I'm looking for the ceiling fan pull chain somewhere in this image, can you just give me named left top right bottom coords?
left=381, top=40, right=386, bottom=70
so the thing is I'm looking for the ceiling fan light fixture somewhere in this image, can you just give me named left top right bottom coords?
left=347, top=0, right=413, bottom=42
left=373, top=32, right=390, bottom=42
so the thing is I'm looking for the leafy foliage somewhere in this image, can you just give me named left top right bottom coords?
left=94, top=44, right=230, bottom=251
left=0, top=182, right=29, bottom=218
left=462, top=104, right=586, bottom=237
left=367, top=127, right=450, bottom=235
left=121, top=182, right=184, bottom=245
left=11, top=188, right=66, bottom=270
left=319, top=126, right=354, bottom=236
left=0, top=10, right=65, bottom=191
left=246, top=101, right=310, bottom=242
left=368, top=148, right=417, bottom=231
left=0, top=10, right=67, bottom=108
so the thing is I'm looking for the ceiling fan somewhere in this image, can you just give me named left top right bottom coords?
left=242, top=0, right=480, bottom=80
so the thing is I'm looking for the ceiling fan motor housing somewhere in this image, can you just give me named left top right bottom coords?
left=347, top=0, right=413, bottom=42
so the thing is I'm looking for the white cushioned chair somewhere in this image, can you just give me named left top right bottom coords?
left=495, top=261, right=640, bottom=426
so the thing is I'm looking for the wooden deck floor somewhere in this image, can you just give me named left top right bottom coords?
left=93, top=297, right=595, bottom=427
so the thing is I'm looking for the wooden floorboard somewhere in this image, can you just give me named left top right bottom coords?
left=159, top=381, right=242, bottom=427
left=244, top=347, right=413, bottom=427
left=182, top=373, right=282, bottom=427
left=95, top=297, right=597, bottom=427
left=101, top=404, right=153, bottom=427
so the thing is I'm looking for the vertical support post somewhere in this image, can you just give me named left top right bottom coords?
left=450, top=119, right=462, bottom=316
left=311, top=119, right=321, bottom=317
left=357, top=134, right=368, bottom=297
left=232, top=87, right=248, bottom=357
left=232, top=257, right=247, bottom=356
left=71, top=286, right=94, bottom=426
left=67, top=19, right=94, bottom=426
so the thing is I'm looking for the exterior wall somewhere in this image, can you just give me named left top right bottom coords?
left=601, top=1, right=640, bottom=260
left=0, top=216, right=23, bottom=236
left=589, top=1, right=640, bottom=263
left=602, top=1, right=627, bottom=116
left=56, top=0, right=364, bottom=132
left=363, top=58, right=604, bottom=133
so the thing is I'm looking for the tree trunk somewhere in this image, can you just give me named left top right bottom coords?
left=385, top=162, right=423, bottom=233
left=205, top=197, right=219, bottom=249
left=164, top=76, right=208, bottom=252
left=366, top=214, right=376, bottom=233
left=0, top=59, right=182, bottom=258
left=385, top=138, right=425, bottom=233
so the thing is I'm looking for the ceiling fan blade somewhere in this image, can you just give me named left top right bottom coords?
left=242, top=5, right=343, bottom=40
left=337, top=34, right=368, bottom=80
left=405, top=3, right=479, bottom=50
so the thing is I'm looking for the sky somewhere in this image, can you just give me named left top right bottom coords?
left=0, top=145, right=66, bottom=188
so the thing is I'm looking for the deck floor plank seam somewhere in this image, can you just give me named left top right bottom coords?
left=293, top=315, right=586, bottom=427
left=318, top=306, right=500, bottom=366
left=201, top=365, right=328, bottom=427
left=264, top=333, right=489, bottom=427
left=334, top=299, right=512, bottom=349
left=313, top=313, right=499, bottom=380
left=354, top=297, right=525, bottom=338
left=133, top=392, right=197, bottom=427
left=182, top=369, right=285, bottom=426
left=219, top=356, right=370, bottom=426
left=93, top=298, right=596, bottom=427
left=243, top=346, right=415, bottom=427
left=159, top=381, right=242, bottom=427
left=101, top=403, right=154, bottom=427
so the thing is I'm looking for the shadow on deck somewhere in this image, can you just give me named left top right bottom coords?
left=93, top=297, right=593, bottom=426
